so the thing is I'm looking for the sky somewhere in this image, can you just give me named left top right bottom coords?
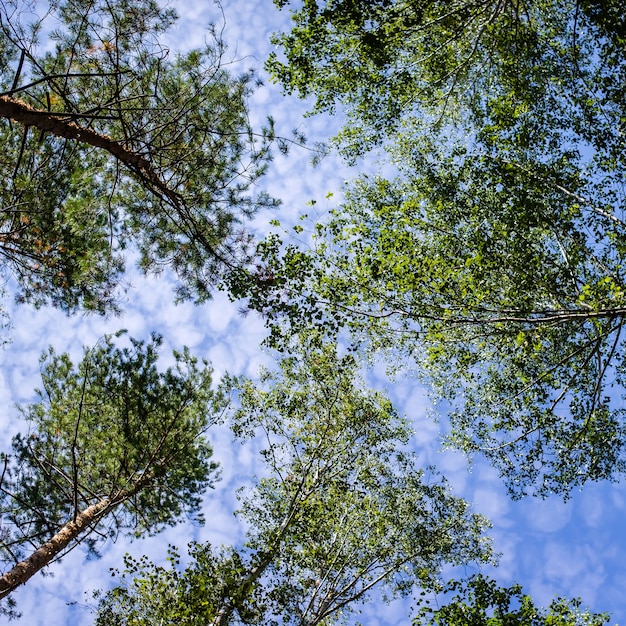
left=0, top=0, right=626, bottom=624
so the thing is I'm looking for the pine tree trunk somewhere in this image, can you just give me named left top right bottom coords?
left=0, top=497, right=115, bottom=599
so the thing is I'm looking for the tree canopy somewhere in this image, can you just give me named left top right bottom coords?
left=269, top=0, right=626, bottom=157
left=0, top=332, right=223, bottom=612
left=0, top=0, right=619, bottom=622
left=93, top=342, right=493, bottom=626
left=414, top=575, right=609, bottom=626
left=0, top=0, right=280, bottom=313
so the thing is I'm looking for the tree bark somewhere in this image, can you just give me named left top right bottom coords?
left=0, top=497, right=115, bottom=599
left=209, top=477, right=314, bottom=626
left=0, top=94, right=181, bottom=206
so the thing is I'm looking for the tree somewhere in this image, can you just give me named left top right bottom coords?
left=0, top=0, right=281, bottom=313
left=93, top=341, right=493, bottom=626
left=229, top=0, right=626, bottom=497
left=414, top=575, right=610, bottom=626
left=0, top=332, right=224, bottom=612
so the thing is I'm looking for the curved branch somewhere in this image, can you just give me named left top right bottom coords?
left=0, top=94, right=236, bottom=270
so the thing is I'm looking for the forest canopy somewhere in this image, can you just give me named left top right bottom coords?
left=0, top=0, right=620, bottom=623
left=0, top=0, right=280, bottom=313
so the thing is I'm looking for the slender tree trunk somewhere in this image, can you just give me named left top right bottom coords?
left=0, top=497, right=116, bottom=599
left=209, top=532, right=280, bottom=626
left=209, top=477, right=316, bottom=626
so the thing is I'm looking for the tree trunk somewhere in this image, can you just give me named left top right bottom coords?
left=0, top=497, right=115, bottom=599
left=209, top=479, right=313, bottom=626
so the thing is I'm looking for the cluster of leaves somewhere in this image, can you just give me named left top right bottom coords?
left=231, top=149, right=626, bottom=496
left=414, top=575, right=610, bottom=625
left=270, top=0, right=626, bottom=157
left=93, top=544, right=254, bottom=626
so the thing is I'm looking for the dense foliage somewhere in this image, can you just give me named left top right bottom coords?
left=270, top=0, right=626, bottom=157
left=0, top=0, right=618, bottom=623
left=232, top=0, right=626, bottom=497
left=415, top=575, right=610, bottom=626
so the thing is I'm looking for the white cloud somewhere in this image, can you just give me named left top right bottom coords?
left=522, top=496, right=574, bottom=533
left=473, top=485, right=511, bottom=523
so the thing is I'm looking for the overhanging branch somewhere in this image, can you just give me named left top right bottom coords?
left=0, top=94, right=234, bottom=269
left=0, top=94, right=182, bottom=208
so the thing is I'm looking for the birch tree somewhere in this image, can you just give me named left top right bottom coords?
left=228, top=0, right=626, bottom=497
left=93, top=341, right=493, bottom=625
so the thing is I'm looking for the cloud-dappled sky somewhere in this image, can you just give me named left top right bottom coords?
left=1, top=1, right=626, bottom=624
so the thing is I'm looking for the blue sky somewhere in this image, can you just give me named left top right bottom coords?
left=0, top=0, right=625, bottom=624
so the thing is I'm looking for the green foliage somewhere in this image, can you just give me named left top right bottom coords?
left=93, top=343, right=493, bottom=625
left=233, top=143, right=626, bottom=496
left=0, top=0, right=279, bottom=312
left=0, top=332, right=222, bottom=574
left=94, top=544, right=251, bottom=626
left=414, top=575, right=610, bottom=626
left=269, top=0, right=626, bottom=157
left=244, top=0, right=626, bottom=498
